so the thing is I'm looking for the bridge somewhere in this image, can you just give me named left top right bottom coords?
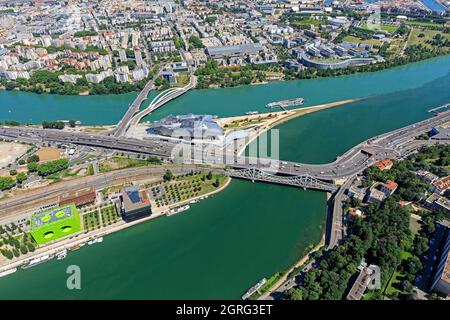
left=128, top=75, right=196, bottom=128
left=110, top=76, right=156, bottom=138
left=226, top=167, right=338, bottom=192
left=2, top=105, right=450, bottom=192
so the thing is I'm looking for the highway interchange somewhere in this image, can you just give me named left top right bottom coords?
left=2, top=108, right=450, bottom=182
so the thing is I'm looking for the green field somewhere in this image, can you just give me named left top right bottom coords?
left=408, top=28, right=450, bottom=49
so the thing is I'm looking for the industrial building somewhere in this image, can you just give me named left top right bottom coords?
left=58, top=187, right=96, bottom=207
left=29, top=204, right=81, bottom=244
left=146, top=114, right=224, bottom=141
left=206, top=43, right=264, bottom=58
left=120, top=186, right=151, bottom=222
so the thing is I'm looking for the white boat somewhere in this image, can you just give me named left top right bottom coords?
left=56, top=249, right=67, bottom=260
left=245, top=111, right=259, bottom=115
left=21, top=255, right=53, bottom=269
left=242, top=278, right=267, bottom=300
left=189, top=200, right=198, bottom=204
left=87, top=237, right=104, bottom=245
left=0, top=268, right=17, bottom=278
left=167, top=205, right=190, bottom=216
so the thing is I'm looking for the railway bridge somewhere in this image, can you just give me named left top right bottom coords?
left=225, top=167, right=338, bottom=192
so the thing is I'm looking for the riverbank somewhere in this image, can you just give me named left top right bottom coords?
left=257, top=234, right=326, bottom=300
left=0, top=173, right=232, bottom=273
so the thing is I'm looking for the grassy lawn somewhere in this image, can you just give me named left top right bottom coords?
left=406, top=21, right=445, bottom=29
left=361, top=24, right=398, bottom=33
left=384, top=250, right=412, bottom=297
left=150, top=172, right=227, bottom=208
left=82, top=210, right=101, bottom=231
left=99, top=156, right=150, bottom=173
left=342, top=35, right=382, bottom=46
left=174, top=72, right=190, bottom=86
left=408, top=28, right=450, bottom=49
left=380, top=25, right=398, bottom=33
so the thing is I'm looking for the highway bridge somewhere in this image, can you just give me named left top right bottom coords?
left=127, top=74, right=197, bottom=128
left=1, top=109, right=450, bottom=191
left=110, top=76, right=156, bottom=138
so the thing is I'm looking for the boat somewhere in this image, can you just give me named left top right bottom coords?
left=266, top=97, right=304, bottom=109
left=0, top=268, right=17, bottom=278
left=241, top=278, right=267, bottom=300
left=87, top=237, right=104, bottom=245
left=21, top=255, right=53, bottom=269
left=56, top=249, right=67, bottom=260
left=245, top=111, right=259, bottom=115
left=189, top=200, right=198, bottom=204
left=69, top=244, right=80, bottom=251
left=167, top=205, right=190, bottom=216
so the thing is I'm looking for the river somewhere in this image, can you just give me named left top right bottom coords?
left=0, top=55, right=449, bottom=299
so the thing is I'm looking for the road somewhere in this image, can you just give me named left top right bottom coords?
left=1, top=106, right=450, bottom=185
left=327, top=175, right=356, bottom=249
left=110, top=75, right=157, bottom=138
left=0, top=165, right=206, bottom=216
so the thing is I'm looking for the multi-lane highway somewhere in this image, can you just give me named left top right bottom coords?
left=1, top=109, right=450, bottom=183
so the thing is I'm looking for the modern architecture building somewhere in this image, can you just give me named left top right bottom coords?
left=29, top=204, right=81, bottom=244
left=146, top=114, right=224, bottom=141
left=120, top=186, right=151, bottom=222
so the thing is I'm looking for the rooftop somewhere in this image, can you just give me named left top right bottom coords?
left=122, top=186, right=150, bottom=212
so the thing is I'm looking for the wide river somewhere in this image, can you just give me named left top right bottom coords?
left=0, top=55, right=449, bottom=299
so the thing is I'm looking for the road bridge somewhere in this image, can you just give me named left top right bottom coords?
left=111, top=76, right=157, bottom=138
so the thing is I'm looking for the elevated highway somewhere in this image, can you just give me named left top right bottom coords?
left=1, top=109, right=450, bottom=191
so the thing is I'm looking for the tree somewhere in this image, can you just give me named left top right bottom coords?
left=27, top=162, right=38, bottom=173
left=27, top=154, right=40, bottom=163
left=0, top=177, right=15, bottom=191
left=16, top=172, right=27, bottom=184
left=18, top=159, right=25, bottom=165
left=206, top=171, right=213, bottom=180
left=163, top=169, right=173, bottom=182
left=68, top=119, right=76, bottom=128
left=9, top=169, right=17, bottom=176
left=213, top=177, right=220, bottom=188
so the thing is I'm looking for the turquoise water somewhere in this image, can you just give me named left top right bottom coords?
left=0, top=56, right=449, bottom=299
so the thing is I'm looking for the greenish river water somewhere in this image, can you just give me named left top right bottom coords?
left=0, top=55, right=449, bottom=299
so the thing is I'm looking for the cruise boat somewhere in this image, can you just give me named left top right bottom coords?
left=21, top=255, right=53, bottom=269
left=167, top=205, right=190, bottom=216
left=266, top=97, right=304, bottom=109
left=0, top=268, right=17, bottom=278
left=241, top=278, right=267, bottom=300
